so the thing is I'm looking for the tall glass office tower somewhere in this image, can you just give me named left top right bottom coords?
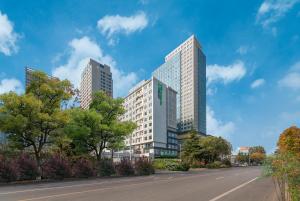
left=152, top=35, right=206, bottom=134
left=152, top=53, right=181, bottom=124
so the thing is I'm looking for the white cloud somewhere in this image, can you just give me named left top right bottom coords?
left=279, top=61, right=300, bottom=90
left=236, top=46, right=249, bottom=55
left=97, top=11, right=148, bottom=45
left=0, top=78, right=23, bottom=94
left=0, top=11, right=19, bottom=56
left=207, top=60, right=247, bottom=85
left=207, top=106, right=235, bottom=139
left=251, top=78, right=265, bottom=89
left=52, top=36, right=138, bottom=97
left=279, top=72, right=300, bottom=89
left=256, top=0, right=300, bottom=28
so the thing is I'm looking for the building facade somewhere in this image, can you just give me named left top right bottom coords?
left=152, top=35, right=206, bottom=134
left=25, top=67, right=57, bottom=88
left=80, top=58, right=113, bottom=109
left=120, top=77, right=178, bottom=158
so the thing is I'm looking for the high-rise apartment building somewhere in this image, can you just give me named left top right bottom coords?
left=25, top=67, right=57, bottom=88
left=120, top=77, right=178, bottom=158
left=153, top=35, right=206, bottom=134
left=80, top=58, right=113, bottom=109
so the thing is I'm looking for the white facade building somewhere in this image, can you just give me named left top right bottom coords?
left=120, top=77, right=178, bottom=158
left=80, top=58, right=113, bottom=109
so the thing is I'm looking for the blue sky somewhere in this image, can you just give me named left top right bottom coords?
left=0, top=0, right=300, bottom=153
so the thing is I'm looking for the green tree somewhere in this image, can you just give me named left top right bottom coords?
left=66, top=92, right=136, bottom=161
left=199, top=136, right=232, bottom=163
left=108, top=122, right=135, bottom=158
left=65, top=108, right=103, bottom=157
left=0, top=71, right=73, bottom=173
left=181, top=130, right=202, bottom=164
left=236, top=152, right=249, bottom=164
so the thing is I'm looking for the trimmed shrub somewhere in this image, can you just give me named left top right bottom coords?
left=153, top=159, right=189, bottom=171
left=221, top=158, right=232, bottom=167
left=42, top=154, right=72, bottom=180
left=97, top=158, right=115, bottom=177
left=153, top=159, right=168, bottom=170
left=72, top=157, right=95, bottom=178
left=167, top=162, right=190, bottom=171
left=206, top=161, right=222, bottom=169
left=16, top=153, right=39, bottom=180
left=134, top=158, right=155, bottom=175
left=115, top=159, right=134, bottom=176
left=153, top=159, right=180, bottom=170
left=0, top=155, right=18, bottom=182
left=190, top=161, right=206, bottom=168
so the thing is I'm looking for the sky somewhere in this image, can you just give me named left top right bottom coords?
left=0, top=0, right=300, bottom=153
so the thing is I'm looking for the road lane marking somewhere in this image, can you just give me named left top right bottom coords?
left=17, top=176, right=186, bottom=201
left=0, top=177, right=151, bottom=195
left=17, top=172, right=230, bottom=201
left=208, top=177, right=258, bottom=201
left=3, top=168, right=253, bottom=199
left=1, top=171, right=223, bottom=196
left=215, top=177, right=224, bottom=180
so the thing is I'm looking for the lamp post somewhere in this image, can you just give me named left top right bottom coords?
left=129, top=134, right=132, bottom=161
left=248, top=152, right=250, bottom=166
left=179, top=144, right=182, bottom=160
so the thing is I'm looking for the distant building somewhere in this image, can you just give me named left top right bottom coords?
left=80, top=58, right=113, bottom=109
left=120, top=77, right=178, bottom=158
left=25, top=67, right=57, bottom=88
left=238, top=146, right=250, bottom=154
left=152, top=35, right=206, bottom=134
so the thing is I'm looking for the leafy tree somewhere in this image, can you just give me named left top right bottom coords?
left=181, top=130, right=202, bottom=164
left=249, top=146, right=266, bottom=155
left=199, top=136, right=232, bottom=163
left=236, top=152, right=249, bottom=164
left=0, top=71, right=72, bottom=173
left=66, top=92, right=136, bottom=161
left=278, top=126, right=300, bottom=157
left=65, top=108, right=103, bottom=156
left=181, top=132, right=232, bottom=164
left=250, top=152, right=265, bottom=164
left=249, top=146, right=266, bottom=164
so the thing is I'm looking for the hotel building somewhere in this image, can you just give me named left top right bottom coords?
left=120, top=77, right=178, bottom=157
left=153, top=35, right=206, bottom=134
left=80, top=58, right=113, bottom=109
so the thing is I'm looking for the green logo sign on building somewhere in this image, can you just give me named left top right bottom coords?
left=158, top=83, right=163, bottom=105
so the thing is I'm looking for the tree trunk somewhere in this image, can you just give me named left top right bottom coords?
left=111, top=149, right=114, bottom=159
left=34, top=151, right=42, bottom=180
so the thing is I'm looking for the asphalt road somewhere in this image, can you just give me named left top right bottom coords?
left=0, top=167, right=277, bottom=201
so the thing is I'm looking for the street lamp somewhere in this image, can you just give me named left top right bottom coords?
left=129, top=134, right=132, bottom=161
